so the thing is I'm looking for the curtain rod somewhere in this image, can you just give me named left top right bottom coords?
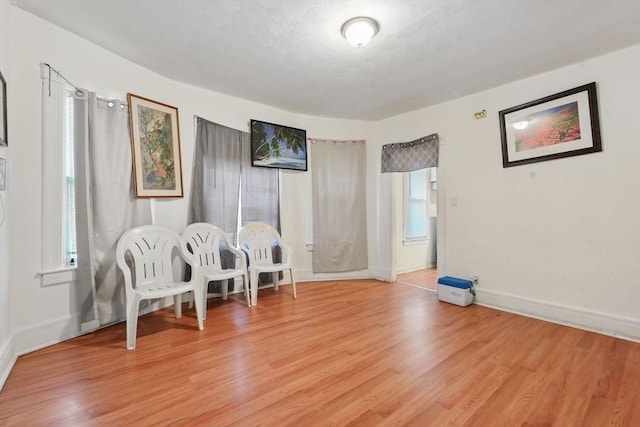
left=42, top=63, right=83, bottom=96
left=308, top=138, right=365, bottom=145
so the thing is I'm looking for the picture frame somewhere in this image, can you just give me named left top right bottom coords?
left=0, top=70, right=7, bottom=147
left=250, top=119, right=307, bottom=171
left=127, top=93, right=183, bottom=198
left=499, top=82, right=601, bottom=168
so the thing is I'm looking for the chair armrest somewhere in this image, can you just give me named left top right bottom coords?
left=227, top=245, right=248, bottom=271
left=116, top=246, right=134, bottom=291
left=179, top=241, right=201, bottom=285
left=279, top=243, right=293, bottom=265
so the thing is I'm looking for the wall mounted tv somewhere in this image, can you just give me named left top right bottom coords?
left=250, top=119, right=307, bottom=171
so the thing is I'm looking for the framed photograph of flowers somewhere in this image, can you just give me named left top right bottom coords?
left=127, top=93, right=183, bottom=198
left=499, top=82, right=601, bottom=168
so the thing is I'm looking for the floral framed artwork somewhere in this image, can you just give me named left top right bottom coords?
left=0, top=70, right=7, bottom=147
left=127, top=93, right=183, bottom=198
left=499, top=82, right=601, bottom=168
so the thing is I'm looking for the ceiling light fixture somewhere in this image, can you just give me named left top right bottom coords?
left=341, top=17, right=379, bottom=48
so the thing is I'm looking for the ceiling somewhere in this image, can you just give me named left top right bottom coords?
left=13, top=0, right=640, bottom=121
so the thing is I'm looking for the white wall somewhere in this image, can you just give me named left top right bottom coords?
left=379, top=44, right=640, bottom=340
left=0, top=0, right=15, bottom=389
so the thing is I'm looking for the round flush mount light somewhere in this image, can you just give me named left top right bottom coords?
left=341, top=17, right=379, bottom=48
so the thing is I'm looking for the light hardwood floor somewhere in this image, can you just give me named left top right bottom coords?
left=1, top=279, right=639, bottom=426
left=397, top=267, right=438, bottom=291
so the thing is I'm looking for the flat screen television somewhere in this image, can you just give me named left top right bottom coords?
left=250, top=119, right=307, bottom=171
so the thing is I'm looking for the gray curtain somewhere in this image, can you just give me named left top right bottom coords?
left=86, top=93, right=152, bottom=326
left=71, top=89, right=97, bottom=329
left=189, top=118, right=243, bottom=240
left=381, top=133, right=439, bottom=172
left=189, top=117, right=280, bottom=289
left=311, top=140, right=368, bottom=273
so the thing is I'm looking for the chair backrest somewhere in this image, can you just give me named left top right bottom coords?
left=116, top=225, right=188, bottom=291
left=181, top=223, right=232, bottom=273
left=238, top=222, right=281, bottom=266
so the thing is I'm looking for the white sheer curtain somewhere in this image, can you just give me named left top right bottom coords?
left=85, top=93, right=152, bottom=325
left=311, top=139, right=368, bottom=273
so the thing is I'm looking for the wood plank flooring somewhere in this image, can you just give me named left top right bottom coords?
left=1, top=279, right=639, bottom=426
left=397, top=267, right=438, bottom=291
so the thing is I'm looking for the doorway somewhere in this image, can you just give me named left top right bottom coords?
left=394, top=167, right=438, bottom=291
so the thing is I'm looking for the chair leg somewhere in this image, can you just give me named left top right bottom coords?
left=290, top=268, right=297, bottom=299
left=221, top=279, right=229, bottom=300
left=174, top=294, right=182, bottom=318
left=202, top=279, right=208, bottom=320
left=126, top=295, right=141, bottom=350
left=272, top=272, right=279, bottom=290
left=243, top=272, right=251, bottom=307
left=192, top=289, right=205, bottom=331
left=251, top=270, right=259, bottom=307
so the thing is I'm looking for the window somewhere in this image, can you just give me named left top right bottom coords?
left=404, top=168, right=429, bottom=241
left=63, top=94, right=77, bottom=266
left=41, top=68, right=80, bottom=272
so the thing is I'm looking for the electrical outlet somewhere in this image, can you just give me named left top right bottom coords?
left=472, top=275, right=479, bottom=284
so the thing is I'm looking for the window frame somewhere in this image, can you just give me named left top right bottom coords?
left=40, top=69, right=78, bottom=279
left=403, top=168, right=430, bottom=244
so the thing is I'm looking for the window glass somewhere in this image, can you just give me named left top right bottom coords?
left=63, top=93, right=76, bottom=266
left=405, top=168, right=428, bottom=240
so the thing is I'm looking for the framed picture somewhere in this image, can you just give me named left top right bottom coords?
left=499, top=82, right=601, bottom=168
left=0, top=70, right=6, bottom=147
left=127, top=93, right=183, bottom=198
left=250, top=119, right=307, bottom=171
left=0, top=157, right=5, bottom=191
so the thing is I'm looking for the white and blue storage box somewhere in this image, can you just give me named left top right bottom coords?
left=437, top=276, right=475, bottom=307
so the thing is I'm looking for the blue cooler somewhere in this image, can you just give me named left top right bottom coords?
left=437, top=276, right=474, bottom=307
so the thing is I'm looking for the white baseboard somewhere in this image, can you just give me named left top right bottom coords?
left=370, top=268, right=393, bottom=282
left=80, top=319, right=100, bottom=334
left=295, top=268, right=373, bottom=283
left=0, top=298, right=198, bottom=391
left=397, top=263, right=436, bottom=275
left=1, top=314, right=82, bottom=391
left=475, top=288, right=640, bottom=343
left=13, top=315, right=82, bottom=356
left=0, top=335, right=17, bottom=391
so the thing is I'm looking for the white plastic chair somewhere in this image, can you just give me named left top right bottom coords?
left=182, top=223, right=250, bottom=313
left=238, top=222, right=297, bottom=306
left=116, top=225, right=204, bottom=349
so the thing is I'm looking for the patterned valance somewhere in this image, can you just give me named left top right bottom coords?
left=381, top=133, right=439, bottom=172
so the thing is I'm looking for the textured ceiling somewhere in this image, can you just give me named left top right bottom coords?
left=13, top=0, right=640, bottom=120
